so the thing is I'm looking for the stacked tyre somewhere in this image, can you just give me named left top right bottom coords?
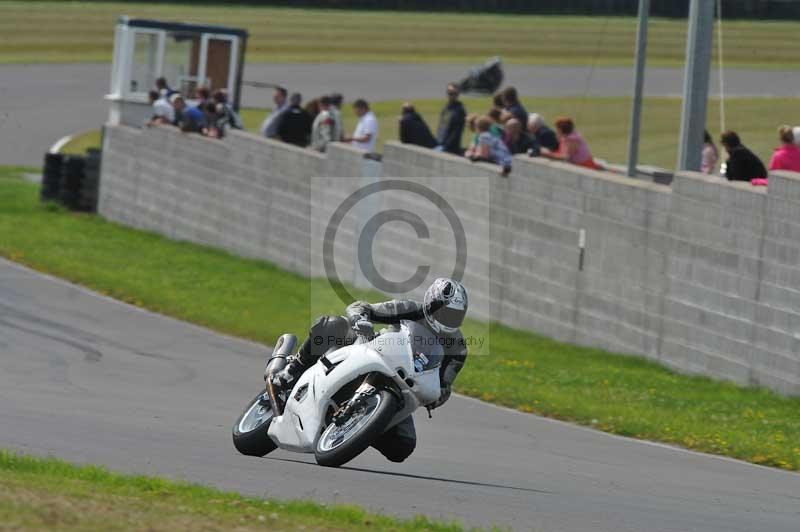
left=80, top=148, right=101, bottom=212
left=40, top=153, right=63, bottom=202
left=59, top=156, right=85, bottom=211
left=40, top=149, right=101, bottom=213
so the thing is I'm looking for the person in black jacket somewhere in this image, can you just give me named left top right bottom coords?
left=277, top=93, right=312, bottom=147
left=501, top=86, right=528, bottom=127
left=720, top=130, right=767, bottom=181
left=399, top=103, right=437, bottom=148
left=503, top=118, right=537, bottom=155
left=527, top=113, right=559, bottom=152
left=436, top=83, right=467, bottom=154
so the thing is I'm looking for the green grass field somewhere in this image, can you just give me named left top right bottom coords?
left=0, top=451, right=464, bottom=531
left=64, top=96, right=796, bottom=170
left=2, top=166, right=799, bottom=472
left=1, top=1, right=799, bottom=67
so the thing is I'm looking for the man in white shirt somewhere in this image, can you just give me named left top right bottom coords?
left=146, top=90, right=175, bottom=126
left=259, top=86, right=289, bottom=138
left=345, top=99, right=378, bottom=153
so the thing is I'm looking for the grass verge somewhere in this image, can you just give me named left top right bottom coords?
left=1, top=1, right=799, bottom=68
left=0, top=450, right=464, bottom=531
left=65, top=96, right=799, bottom=171
left=1, top=167, right=799, bottom=472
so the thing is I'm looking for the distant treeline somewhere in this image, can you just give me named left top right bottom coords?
left=89, top=0, right=800, bottom=19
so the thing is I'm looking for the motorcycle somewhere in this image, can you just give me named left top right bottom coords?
left=232, top=319, right=442, bottom=467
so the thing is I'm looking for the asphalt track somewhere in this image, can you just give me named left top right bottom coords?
left=1, top=257, right=799, bottom=531
left=2, top=62, right=800, bottom=166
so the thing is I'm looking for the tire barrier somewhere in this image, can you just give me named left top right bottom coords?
left=59, top=155, right=85, bottom=211
left=40, top=149, right=101, bottom=213
left=40, top=152, right=63, bottom=202
left=81, top=148, right=102, bottom=213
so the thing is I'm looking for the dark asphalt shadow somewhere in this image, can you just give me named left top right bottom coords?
left=264, top=455, right=554, bottom=494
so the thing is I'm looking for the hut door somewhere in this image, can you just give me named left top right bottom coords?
left=199, top=34, right=238, bottom=94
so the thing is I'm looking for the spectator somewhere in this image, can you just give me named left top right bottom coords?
left=278, top=93, right=312, bottom=147
left=170, top=94, right=206, bottom=133
left=701, top=130, right=718, bottom=174
left=202, top=102, right=223, bottom=139
left=492, top=91, right=504, bottom=109
left=768, top=125, right=800, bottom=173
left=213, top=89, right=243, bottom=130
left=399, top=102, right=437, bottom=149
left=542, top=117, right=600, bottom=169
left=195, top=85, right=211, bottom=107
left=155, top=77, right=177, bottom=98
left=345, top=99, right=378, bottom=153
left=146, top=89, right=174, bottom=126
left=487, top=108, right=505, bottom=138
left=464, top=113, right=480, bottom=158
left=501, top=86, right=528, bottom=127
left=503, top=118, right=536, bottom=155
left=310, top=95, right=336, bottom=152
left=259, top=86, right=289, bottom=138
left=436, top=83, right=466, bottom=154
left=329, top=93, right=344, bottom=141
left=793, top=126, right=800, bottom=148
left=305, top=98, right=321, bottom=122
left=471, top=115, right=513, bottom=176
left=527, top=113, right=559, bottom=152
left=720, top=130, right=767, bottom=182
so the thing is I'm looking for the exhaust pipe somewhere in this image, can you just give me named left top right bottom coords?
left=264, top=334, right=297, bottom=417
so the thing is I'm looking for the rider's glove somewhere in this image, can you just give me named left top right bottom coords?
left=346, top=301, right=372, bottom=324
left=353, top=319, right=374, bottom=337
left=429, top=383, right=451, bottom=410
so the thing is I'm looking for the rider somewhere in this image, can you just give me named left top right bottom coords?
left=274, top=278, right=468, bottom=463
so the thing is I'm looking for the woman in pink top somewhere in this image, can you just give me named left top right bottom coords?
left=542, top=116, right=600, bottom=170
left=769, top=125, right=800, bottom=173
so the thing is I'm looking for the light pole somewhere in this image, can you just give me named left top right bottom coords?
left=676, top=0, right=715, bottom=171
left=627, top=0, right=650, bottom=177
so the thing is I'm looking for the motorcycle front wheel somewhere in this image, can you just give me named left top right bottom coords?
left=314, top=388, right=397, bottom=467
left=232, top=391, right=279, bottom=457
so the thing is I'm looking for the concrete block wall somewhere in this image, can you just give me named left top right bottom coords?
left=99, top=126, right=800, bottom=395
left=381, top=142, right=798, bottom=393
left=100, top=126, right=365, bottom=278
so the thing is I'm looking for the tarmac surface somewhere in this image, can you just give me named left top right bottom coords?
left=2, top=257, right=799, bottom=531
left=2, top=62, right=799, bottom=166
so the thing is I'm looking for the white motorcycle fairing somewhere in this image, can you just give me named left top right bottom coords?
left=266, top=326, right=441, bottom=453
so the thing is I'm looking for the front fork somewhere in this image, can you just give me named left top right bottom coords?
left=331, top=373, right=403, bottom=426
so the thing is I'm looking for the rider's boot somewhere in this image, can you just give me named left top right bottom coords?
left=273, top=314, right=350, bottom=392
left=273, top=356, right=308, bottom=391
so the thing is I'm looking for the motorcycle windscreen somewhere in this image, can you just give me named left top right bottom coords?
left=402, top=320, right=445, bottom=372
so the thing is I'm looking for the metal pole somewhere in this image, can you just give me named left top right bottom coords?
left=676, top=0, right=715, bottom=171
left=627, top=0, right=650, bottom=177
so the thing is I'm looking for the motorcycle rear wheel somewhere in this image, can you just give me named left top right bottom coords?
left=232, top=391, right=279, bottom=457
left=314, top=388, right=397, bottom=467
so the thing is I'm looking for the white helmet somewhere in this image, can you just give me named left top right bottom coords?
left=423, top=278, right=468, bottom=334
